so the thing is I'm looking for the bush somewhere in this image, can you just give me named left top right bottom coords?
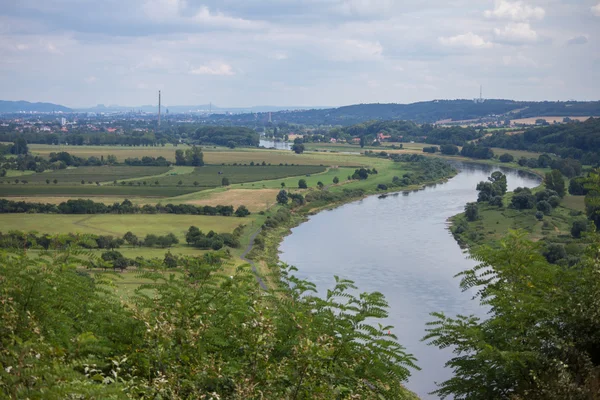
left=536, top=200, right=552, bottom=215
left=535, top=211, right=544, bottom=220
left=298, top=179, right=308, bottom=189
left=377, top=184, right=388, bottom=190
left=499, top=153, right=514, bottom=163
left=465, top=202, right=479, bottom=221
left=571, top=220, right=588, bottom=238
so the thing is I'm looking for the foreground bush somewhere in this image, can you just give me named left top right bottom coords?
left=0, top=249, right=418, bottom=399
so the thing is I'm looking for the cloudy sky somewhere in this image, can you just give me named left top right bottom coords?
left=1, top=0, right=599, bottom=107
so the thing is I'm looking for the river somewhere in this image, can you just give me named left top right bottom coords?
left=259, top=139, right=292, bottom=150
left=278, top=163, right=541, bottom=399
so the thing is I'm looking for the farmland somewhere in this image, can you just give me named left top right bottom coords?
left=0, top=214, right=248, bottom=242
left=0, top=184, right=202, bottom=197
left=4, top=166, right=171, bottom=184
left=142, top=165, right=326, bottom=187
left=28, top=144, right=360, bottom=166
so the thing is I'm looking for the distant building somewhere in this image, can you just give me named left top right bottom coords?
left=330, top=138, right=337, bottom=143
left=60, top=117, right=67, bottom=126
left=377, top=132, right=391, bottom=141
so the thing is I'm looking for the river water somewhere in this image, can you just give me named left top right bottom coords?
left=259, top=139, right=292, bottom=150
left=278, top=163, right=541, bottom=399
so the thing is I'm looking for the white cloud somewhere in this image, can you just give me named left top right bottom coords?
left=325, top=39, right=383, bottom=61
left=592, top=3, right=600, bottom=16
left=190, top=62, right=235, bottom=76
left=439, top=32, right=493, bottom=49
left=336, top=0, right=393, bottom=17
left=567, top=35, right=588, bottom=46
left=484, top=0, right=545, bottom=21
left=143, top=0, right=264, bottom=30
left=269, top=52, right=288, bottom=61
left=502, top=53, right=537, bottom=67
left=84, top=76, right=97, bottom=84
left=16, top=44, right=28, bottom=51
left=493, top=22, right=538, bottom=44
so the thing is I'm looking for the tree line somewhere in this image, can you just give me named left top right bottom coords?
left=0, top=198, right=251, bottom=217
left=481, top=117, right=600, bottom=165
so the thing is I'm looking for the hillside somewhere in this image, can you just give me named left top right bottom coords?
left=207, top=100, right=600, bottom=126
left=0, top=100, right=72, bottom=113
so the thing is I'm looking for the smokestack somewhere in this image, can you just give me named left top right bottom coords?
left=158, top=90, right=161, bottom=128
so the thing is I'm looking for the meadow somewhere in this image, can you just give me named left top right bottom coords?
left=28, top=144, right=360, bottom=166
left=0, top=185, right=202, bottom=197
left=6, top=166, right=171, bottom=184
left=0, top=213, right=249, bottom=241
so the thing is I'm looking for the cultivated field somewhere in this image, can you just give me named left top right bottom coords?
left=180, top=189, right=280, bottom=212
left=7, top=166, right=171, bottom=184
left=0, top=214, right=247, bottom=241
left=0, top=185, right=202, bottom=197
left=28, top=144, right=360, bottom=166
left=142, top=165, right=326, bottom=187
left=511, top=116, right=592, bottom=125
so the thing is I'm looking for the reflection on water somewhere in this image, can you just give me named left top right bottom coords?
left=279, top=163, right=541, bottom=399
left=259, top=139, right=292, bottom=150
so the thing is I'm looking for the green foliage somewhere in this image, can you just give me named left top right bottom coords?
left=333, top=176, right=339, bottom=184
left=298, top=178, right=308, bottom=188
left=465, top=202, right=479, bottom=221
left=0, top=249, right=419, bottom=399
left=545, top=169, right=566, bottom=197
left=291, top=143, right=305, bottom=154
left=276, top=189, right=289, bottom=205
left=511, top=187, right=536, bottom=210
left=235, top=205, right=250, bottom=217
left=482, top=118, right=600, bottom=164
left=425, top=231, right=600, bottom=399
left=174, top=146, right=204, bottom=166
left=499, top=153, right=514, bottom=163
left=477, top=172, right=507, bottom=203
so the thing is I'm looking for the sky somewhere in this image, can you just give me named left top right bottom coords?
left=0, top=0, right=599, bottom=108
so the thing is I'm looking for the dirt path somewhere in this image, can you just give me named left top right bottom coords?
left=240, top=227, right=267, bottom=290
left=73, top=215, right=121, bottom=235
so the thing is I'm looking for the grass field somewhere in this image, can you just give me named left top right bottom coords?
left=0, top=185, right=203, bottom=197
left=141, top=165, right=326, bottom=187
left=28, top=144, right=360, bottom=166
left=10, top=166, right=171, bottom=185
left=0, top=213, right=249, bottom=241
left=511, top=116, right=592, bottom=125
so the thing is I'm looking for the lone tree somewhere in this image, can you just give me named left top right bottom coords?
left=281, top=182, right=286, bottom=188
left=222, top=177, right=230, bottom=186
left=53, top=179, right=58, bottom=184
left=276, top=190, right=289, bottom=205
left=465, top=202, right=479, bottom=221
left=333, top=176, right=339, bottom=184
left=317, top=181, right=324, bottom=189
left=46, top=179, right=50, bottom=184
left=291, top=143, right=305, bottom=154
left=298, top=179, right=308, bottom=189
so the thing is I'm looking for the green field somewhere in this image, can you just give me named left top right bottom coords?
left=0, top=213, right=248, bottom=241
left=0, top=185, right=202, bottom=197
left=9, top=166, right=171, bottom=184
left=143, top=165, right=326, bottom=187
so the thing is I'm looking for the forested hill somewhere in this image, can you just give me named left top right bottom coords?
left=481, top=117, right=600, bottom=162
left=0, top=100, right=72, bottom=113
left=208, top=100, right=600, bottom=126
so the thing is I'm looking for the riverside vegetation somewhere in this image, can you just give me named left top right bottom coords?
left=3, top=123, right=600, bottom=398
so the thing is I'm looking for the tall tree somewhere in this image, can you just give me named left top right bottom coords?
left=545, top=169, right=566, bottom=197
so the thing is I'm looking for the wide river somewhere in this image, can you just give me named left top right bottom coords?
left=279, top=163, right=541, bottom=399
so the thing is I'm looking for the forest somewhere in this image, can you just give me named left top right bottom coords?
left=481, top=118, right=600, bottom=164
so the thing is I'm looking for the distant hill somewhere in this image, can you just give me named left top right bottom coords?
left=75, top=104, right=329, bottom=114
left=206, top=100, right=600, bottom=126
left=0, top=100, right=72, bottom=113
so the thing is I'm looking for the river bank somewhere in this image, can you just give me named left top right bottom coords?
left=256, top=161, right=541, bottom=398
